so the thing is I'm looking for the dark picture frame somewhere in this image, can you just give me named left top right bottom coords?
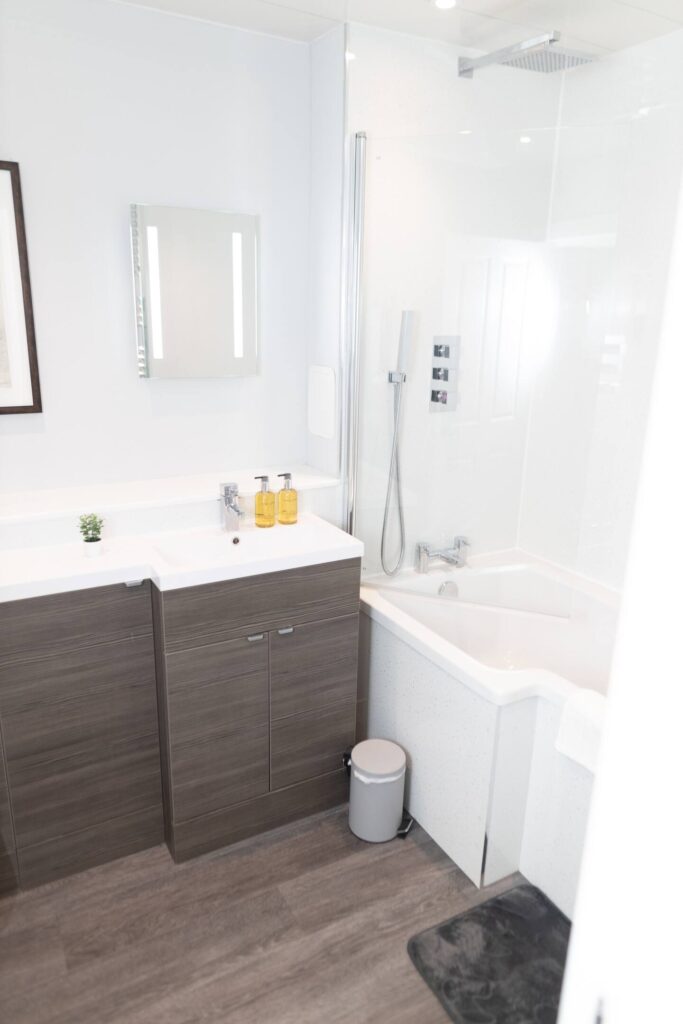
left=0, top=160, right=41, bottom=414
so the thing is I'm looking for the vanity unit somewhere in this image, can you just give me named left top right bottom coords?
left=0, top=582, right=163, bottom=890
left=153, top=558, right=360, bottom=861
left=0, top=516, right=362, bottom=892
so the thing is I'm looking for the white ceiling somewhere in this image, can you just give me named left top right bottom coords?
left=110, top=0, right=683, bottom=53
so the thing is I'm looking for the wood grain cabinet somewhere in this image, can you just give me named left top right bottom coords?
left=270, top=615, right=359, bottom=790
left=154, top=558, right=361, bottom=862
left=0, top=582, right=163, bottom=889
left=0, top=726, right=18, bottom=895
left=0, top=557, right=361, bottom=890
left=165, top=634, right=270, bottom=821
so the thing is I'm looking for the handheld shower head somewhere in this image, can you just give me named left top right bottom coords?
left=382, top=309, right=416, bottom=576
left=396, top=310, right=417, bottom=375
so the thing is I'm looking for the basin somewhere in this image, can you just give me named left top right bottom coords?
left=150, top=515, right=362, bottom=590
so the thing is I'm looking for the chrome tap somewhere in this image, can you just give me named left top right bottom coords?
left=415, top=535, right=470, bottom=574
left=220, top=482, right=243, bottom=532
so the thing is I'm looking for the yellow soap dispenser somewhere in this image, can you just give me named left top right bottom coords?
left=254, top=475, right=275, bottom=528
left=277, top=473, right=298, bottom=525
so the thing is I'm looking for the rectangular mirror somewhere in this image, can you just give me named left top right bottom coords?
left=131, top=204, right=259, bottom=379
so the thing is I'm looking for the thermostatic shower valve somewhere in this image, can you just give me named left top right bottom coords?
left=430, top=335, right=460, bottom=413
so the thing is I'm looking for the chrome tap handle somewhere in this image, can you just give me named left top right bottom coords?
left=220, top=482, right=244, bottom=531
left=221, top=482, right=243, bottom=511
left=220, top=481, right=239, bottom=503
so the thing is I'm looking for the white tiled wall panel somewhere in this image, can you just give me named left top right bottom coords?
left=348, top=23, right=683, bottom=589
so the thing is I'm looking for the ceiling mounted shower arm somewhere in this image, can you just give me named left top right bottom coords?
left=458, top=30, right=561, bottom=78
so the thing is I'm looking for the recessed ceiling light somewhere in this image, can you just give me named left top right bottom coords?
left=433, top=0, right=457, bottom=9
left=345, top=51, right=356, bottom=62
left=520, top=135, right=532, bottom=144
left=458, top=129, right=472, bottom=135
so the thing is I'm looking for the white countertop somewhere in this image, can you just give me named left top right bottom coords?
left=0, top=515, right=363, bottom=603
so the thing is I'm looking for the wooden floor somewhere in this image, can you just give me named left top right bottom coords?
left=0, top=807, right=522, bottom=1024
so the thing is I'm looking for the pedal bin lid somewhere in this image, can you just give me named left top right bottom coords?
left=351, top=739, right=406, bottom=783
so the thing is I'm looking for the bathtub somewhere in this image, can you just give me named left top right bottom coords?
left=358, top=555, right=619, bottom=917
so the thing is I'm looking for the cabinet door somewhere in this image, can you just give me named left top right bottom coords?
left=1, top=636, right=162, bottom=851
left=270, top=615, right=358, bottom=790
left=271, top=702, right=356, bottom=791
left=0, top=583, right=163, bottom=887
left=0, top=582, right=153, bottom=666
left=165, top=634, right=269, bottom=822
left=270, top=614, right=359, bottom=720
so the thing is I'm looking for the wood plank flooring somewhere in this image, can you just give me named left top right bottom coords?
left=0, top=806, right=523, bottom=1024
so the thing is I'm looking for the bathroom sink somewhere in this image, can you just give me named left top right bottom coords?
left=152, top=524, right=276, bottom=569
left=149, top=515, right=363, bottom=590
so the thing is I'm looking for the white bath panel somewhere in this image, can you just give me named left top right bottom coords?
left=484, top=697, right=538, bottom=886
left=519, top=700, right=595, bottom=918
left=362, top=614, right=497, bottom=886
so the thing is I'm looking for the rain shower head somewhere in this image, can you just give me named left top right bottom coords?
left=458, top=31, right=595, bottom=78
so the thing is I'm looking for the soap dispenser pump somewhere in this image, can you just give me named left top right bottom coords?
left=277, top=473, right=298, bottom=525
left=254, top=476, right=275, bottom=528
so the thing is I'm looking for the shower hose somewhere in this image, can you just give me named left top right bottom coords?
left=380, top=376, right=406, bottom=576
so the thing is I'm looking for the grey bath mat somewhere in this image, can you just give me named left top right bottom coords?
left=407, top=884, right=570, bottom=1024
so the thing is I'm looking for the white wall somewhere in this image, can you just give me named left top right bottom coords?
left=0, top=0, right=311, bottom=491
left=347, top=23, right=683, bottom=589
left=308, top=25, right=345, bottom=480
left=346, top=25, right=562, bottom=574
left=558, top=145, right=683, bottom=1024
left=519, top=29, right=683, bottom=588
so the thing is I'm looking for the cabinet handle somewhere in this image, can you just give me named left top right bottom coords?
left=277, top=627, right=294, bottom=636
left=247, top=633, right=265, bottom=642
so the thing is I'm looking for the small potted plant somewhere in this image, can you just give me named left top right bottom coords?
left=79, top=513, right=105, bottom=557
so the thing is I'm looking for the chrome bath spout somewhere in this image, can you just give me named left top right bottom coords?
left=415, top=536, right=470, bottom=574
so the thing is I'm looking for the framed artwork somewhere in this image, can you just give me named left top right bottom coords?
left=0, top=160, right=41, bottom=413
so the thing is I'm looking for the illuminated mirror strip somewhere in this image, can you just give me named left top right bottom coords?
left=146, top=226, right=164, bottom=359
left=254, top=235, right=258, bottom=356
left=232, top=231, right=244, bottom=358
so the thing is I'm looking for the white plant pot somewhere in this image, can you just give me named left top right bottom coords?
left=83, top=540, right=103, bottom=558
